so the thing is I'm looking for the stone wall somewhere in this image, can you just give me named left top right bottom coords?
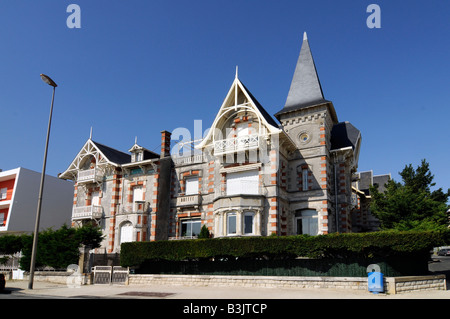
left=128, top=274, right=447, bottom=294
left=129, top=274, right=369, bottom=290
left=18, top=272, right=447, bottom=294
left=23, top=272, right=91, bottom=285
left=385, top=275, right=446, bottom=294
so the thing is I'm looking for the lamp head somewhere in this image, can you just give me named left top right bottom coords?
left=40, top=74, right=57, bottom=87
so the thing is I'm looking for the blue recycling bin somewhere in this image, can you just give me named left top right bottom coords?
left=368, top=271, right=384, bottom=294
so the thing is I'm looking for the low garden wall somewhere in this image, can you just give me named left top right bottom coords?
left=22, top=271, right=91, bottom=285
left=14, top=271, right=447, bottom=294
left=128, top=273, right=446, bottom=294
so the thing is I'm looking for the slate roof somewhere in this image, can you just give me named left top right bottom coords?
left=91, top=140, right=131, bottom=165
left=240, top=81, right=280, bottom=128
left=330, top=121, right=361, bottom=151
left=143, top=149, right=160, bottom=160
left=275, top=32, right=330, bottom=118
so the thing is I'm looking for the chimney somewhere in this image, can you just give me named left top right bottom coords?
left=160, top=130, right=171, bottom=158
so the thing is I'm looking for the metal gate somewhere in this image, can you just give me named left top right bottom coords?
left=93, top=266, right=112, bottom=284
left=92, top=266, right=129, bottom=285
left=112, top=266, right=129, bottom=285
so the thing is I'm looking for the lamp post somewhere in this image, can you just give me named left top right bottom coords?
left=28, top=74, right=58, bottom=290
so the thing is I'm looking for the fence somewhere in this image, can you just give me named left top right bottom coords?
left=92, top=266, right=129, bottom=285
left=134, top=256, right=430, bottom=277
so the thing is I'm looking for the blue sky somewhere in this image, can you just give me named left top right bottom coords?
left=0, top=0, right=449, bottom=194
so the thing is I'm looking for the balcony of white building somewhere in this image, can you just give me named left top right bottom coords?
left=77, top=168, right=103, bottom=184
left=213, top=134, right=260, bottom=156
left=72, top=205, right=103, bottom=221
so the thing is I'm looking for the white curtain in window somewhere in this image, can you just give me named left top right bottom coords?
left=295, top=210, right=318, bottom=236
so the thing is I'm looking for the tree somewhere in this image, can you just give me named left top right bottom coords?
left=0, top=234, right=26, bottom=255
left=370, top=159, right=449, bottom=231
left=19, top=224, right=104, bottom=270
left=198, top=225, right=211, bottom=239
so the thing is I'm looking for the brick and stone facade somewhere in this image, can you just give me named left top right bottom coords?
left=59, top=33, right=388, bottom=252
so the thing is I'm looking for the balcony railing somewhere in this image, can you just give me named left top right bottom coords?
left=214, top=134, right=259, bottom=155
left=173, top=153, right=206, bottom=166
left=72, top=205, right=103, bottom=220
left=176, top=194, right=201, bottom=207
left=77, top=168, right=102, bottom=183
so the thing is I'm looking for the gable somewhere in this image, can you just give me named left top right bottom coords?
left=59, top=139, right=131, bottom=180
left=196, top=76, right=281, bottom=150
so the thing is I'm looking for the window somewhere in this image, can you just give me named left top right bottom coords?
left=302, top=168, right=308, bottom=191
left=120, top=222, right=133, bottom=244
left=181, top=218, right=201, bottom=238
left=185, top=177, right=199, bottom=195
left=226, top=170, right=259, bottom=196
left=295, top=210, right=318, bottom=236
left=133, top=186, right=144, bottom=211
left=91, top=191, right=100, bottom=206
left=243, top=212, right=254, bottom=234
left=0, top=188, right=7, bottom=200
left=227, top=212, right=237, bottom=235
left=132, top=152, right=143, bottom=162
left=0, top=213, right=4, bottom=226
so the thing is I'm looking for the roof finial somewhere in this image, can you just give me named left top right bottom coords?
left=235, top=65, right=239, bottom=79
left=89, top=126, right=93, bottom=140
left=135, top=136, right=138, bottom=144
left=303, top=31, right=308, bottom=41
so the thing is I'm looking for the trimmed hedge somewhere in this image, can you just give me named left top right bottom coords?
left=121, top=230, right=450, bottom=268
left=130, top=256, right=429, bottom=277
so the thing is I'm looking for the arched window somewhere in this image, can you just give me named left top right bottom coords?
left=295, top=210, right=318, bottom=236
left=120, top=222, right=133, bottom=244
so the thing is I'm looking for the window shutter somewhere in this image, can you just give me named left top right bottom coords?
left=92, top=191, right=100, bottom=206
left=226, top=170, right=259, bottom=195
left=133, top=186, right=143, bottom=202
left=120, top=223, right=133, bottom=244
left=185, top=177, right=199, bottom=195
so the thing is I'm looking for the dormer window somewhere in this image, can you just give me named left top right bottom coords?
left=131, top=150, right=144, bottom=162
left=132, top=151, right=143, bottom=162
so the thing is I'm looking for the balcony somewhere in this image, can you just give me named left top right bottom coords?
left=173, top=153, right=206, bottom=167
left=77, top=168, right=102, bottom=184
left=214, top=134, right=259, bottom=155
left=72, top=205, right=103, bottom=221
left=176, top=194, right=201, bottom=208
left=121, top=201, right=149, bottom=214
left=213, top=193, right=264, bottom=210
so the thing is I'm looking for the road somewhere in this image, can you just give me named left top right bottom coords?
left=429, top=256, right=450, bottom=277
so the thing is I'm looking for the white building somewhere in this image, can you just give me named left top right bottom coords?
left=0, top=167, right=73, bottom=235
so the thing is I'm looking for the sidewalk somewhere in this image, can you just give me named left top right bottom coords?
left=3, top=279, right=450, bottom=299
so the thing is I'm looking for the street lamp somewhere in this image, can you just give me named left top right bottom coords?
left=28, top=74, right=58, bottom=290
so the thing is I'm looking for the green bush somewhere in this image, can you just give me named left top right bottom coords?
left=120, top=230, right=450, bottom=269
left=0, top=224, right=105, bottom=270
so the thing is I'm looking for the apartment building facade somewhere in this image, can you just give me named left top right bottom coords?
left=0, top=167, right=73, bottom=234
left=59, top=33, right=386, bottom=253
